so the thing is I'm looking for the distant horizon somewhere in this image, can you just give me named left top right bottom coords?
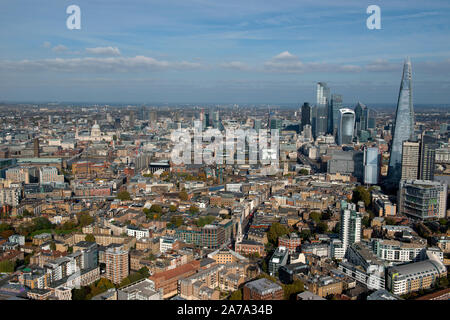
left=1, top=1, right=450, bottom=104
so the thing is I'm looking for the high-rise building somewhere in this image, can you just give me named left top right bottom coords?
left=316, top=82, right=330, bottom=106
left=340, top=201, right=362, bottom=251
left=398, top=180, right=448, bottom=220
left=354, top=101, right=367, bottom=133
left=105, top=246, right=129, bottom=284
left=301, top=102, right=311, bottom=131
left=314, top=83, right=330, bottom=138
left=329, top=94, right=343, bottom=135
left=387, top=58, right=415, bottom=186
left=401, top=141, right=420, bottom=181
left=254, top=119, right=262, bottom=132
left=149, top=110, right=157, bottom=129
left=270, top=118, right=282, bottom=132
left=364, top=147, right=379, bottom=185
left=419, top=134, right=438, bottom=181
left=33, top=138, right=40, bottom=158
left=337, top=108, right=355, bottom=145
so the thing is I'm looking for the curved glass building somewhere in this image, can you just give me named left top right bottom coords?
left=337, top=108, right=355, bottom=145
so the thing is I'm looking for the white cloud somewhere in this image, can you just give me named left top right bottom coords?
left=85, top=46, right=121, bottom=56
left=220, top=61, right=251, bottom=71
left=52, top=45, right=69, bottom=53
left=0, top=56, right=203, bottom=73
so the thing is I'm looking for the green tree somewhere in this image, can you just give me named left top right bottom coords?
left=317, top=221, right=328, bottom=233
left=179, top=191, right=188, bottom=201
left=0, top=260, right=15, bottom=273
left=169, top=205, right=177, bottom=212
left=149, top=205, right=162, bottom=213
left=50, top=241, right=57, bottom=251
left=170, top=216, right=184, bottom=228
left=362, top=216, right=371, bottom=228
left=300, top=229, right=311, bottom=240
left=267, top=222, right=289, bottom=245
left=310, top=212, right=322, bottom=223
left=385, top=217, right=397, bottom=226
left=229, top=289, right=242, bottom=300
left=189, top=205, right=199, bottom=214
left=352, top=186, right=371, bottom=207
left=299, top=169, right=309, bottom=176
left=117, top=190, right=131, bottom=201
left=85, top=234, right=96, bottom=242
left=283, top=280, right=304, bottom=300
left=32, top=217, right=54, bottom=231
left=78, top=213, right=94, bottom=227
left=138, top=267, right=150, bottom=278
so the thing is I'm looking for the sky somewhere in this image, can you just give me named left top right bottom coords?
left=1, top=0, right=450, bottom=105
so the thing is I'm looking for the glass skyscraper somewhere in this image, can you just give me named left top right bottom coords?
left=337, top=108, right=355, bottom=145
left=364, top=147, right=379, bottom=185
left=387, top=58, right=415, bottom=186
left=329, top=94, right=343, bottom=135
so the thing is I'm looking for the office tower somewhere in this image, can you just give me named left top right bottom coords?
left=204, top=112, right=210, bottom=128
left=149, top=110, right=157, bottom=129
left=140, top=106, right=147, bottom=121
left=270, top=118, right=282, bottom=131
left=439, top=124, right=448, bottom=135
left=129, top=111, right=135, bottom=129
left=398, top=180, right=448, bottom=220
left=364, top=147, right=379, bottom=185
left=303, top=124, right=312, bottom=140
left=419, top=134, right=438, bottom=181
left=314, top=83, right=330, bottom=138
left=199, top=109, right=205, bottom=127
left=105, top=246, right=129, bottom=284
left=312, top=106, right=328, bottom=138
left=114, top=117, right=121, bottom=129
left=33, top=138, right=40, bottom=158
left=329, top=94, right=343, bottom=135
left=401, top=141, right=420, bottom=180
left=301, top=102, right=311, bottom=131
left=354, top=101, right=367, bottom=133
left=316, top=82, right=330, bottom=106
left=337, top=108, right=355, bottom=145
left=340, top=201, right=362, bottom=251
left=254, top=119, right=262, bottom=132
left=387, top=58, right=415, bottom=186
left=364, top=108, right=376, bottom=130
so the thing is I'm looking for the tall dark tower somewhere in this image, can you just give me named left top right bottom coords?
left=419, top=134, right=438, bottom=181
left=301, top=102, right=311, bottom=131
left=33, top=138, right=40, bottom=158
left=387, top=58, right=415, bottom=186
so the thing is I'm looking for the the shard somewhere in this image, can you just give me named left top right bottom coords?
left=387, top=58, right=415, bottom=187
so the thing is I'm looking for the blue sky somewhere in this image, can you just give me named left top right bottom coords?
left=1, top=0, right=450, bottom=104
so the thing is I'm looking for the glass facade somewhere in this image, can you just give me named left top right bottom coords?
left=388, top=58, right=415, bottom=186
left=338, top=108, right=355, bottom=145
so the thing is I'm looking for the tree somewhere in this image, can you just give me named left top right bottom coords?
left=119, top=277, right=131, bottom=288
left=229, top=289, right=242, bottom=300
left=317, top=221, right=328, bottom=233
left=310, top=212, right=321, bottom=223
left=189, top=205, right=199, bottom=214
left=385, top=217, right=397, bottom=226
left=149, top=205, right=162, bottom=213
left=138, top=267, right=150, bottom=278
left=267, top=222, right=289, bottom=245
left=32, top=217, right=54, bottom=231
left=362, top=216, right=371, bottom=228
left=169, top=205, right=177, bottom=212
left=117, top=190, right=131, bottom=201
left=50, top=241, right=57, bottom=251
left=352, top=186, right=371, bottom=207
left=196, top=216, right=216, bottom=227
left=170, top=216, right=184, bottom=228
left=79, top=213, right=94, bottom=227
left=0, top=260, right=15, bottom=273
left=300, top=229, right=311, bottom=240
left=179, top=191, right=188, bottom=201
left=299, top=169, right=309, bottom=176
left=283, top=280, right=304, bottom=300
left=85, top=234, right=96, bottom=242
